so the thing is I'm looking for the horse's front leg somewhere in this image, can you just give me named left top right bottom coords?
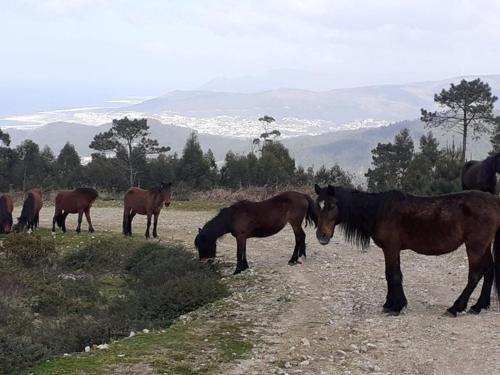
left=234, top=236, right=248, bottom=274
left=383, top=248, right=407, bottom=315
left=61, top=212, right=68, bottom=233
left=289, top=224, right=306, bottom=265
left=152, top=212, right=159, bottom=238
left=145, top=213, right=152, bottom=238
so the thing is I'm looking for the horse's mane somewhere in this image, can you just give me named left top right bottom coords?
left=333, top=187, right=406, bottom=249
left=20, top=192, right=35, bottom=221
left=74, top=187, right=98, bottom=199
left=200, top=206, right=232, bottom=240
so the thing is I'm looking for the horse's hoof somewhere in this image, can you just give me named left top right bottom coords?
left=382, top=307, right=400, bottom=316
left=288, top=260, right=302, bottom=266
left=445, top=308, right=458, bottom=318
left=233, top=269, right=242, bottom=275
left=467, top=308, right=480, bottom=315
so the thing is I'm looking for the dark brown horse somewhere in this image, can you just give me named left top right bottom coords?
left=0, top=194, right=13, bottom=234
left=462, top=153, right=500, bottom=193
left=123, top=182, right=172, bottom=238
left=314, top=184, right=500, bottom=317
left=195, top=191, right=318, bottom=274
left=52, top=188, right=98, bottom=233
left=15, top=188, right=43, bottom=232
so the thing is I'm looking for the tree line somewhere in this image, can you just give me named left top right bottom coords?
left=0, top=122, right=353, bottom=193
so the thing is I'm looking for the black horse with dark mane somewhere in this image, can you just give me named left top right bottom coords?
left=462, top=153, right=500, bottom=193
left=195, top=191, right=317, bottom=274
left=314, top=184, right=500, bottom=317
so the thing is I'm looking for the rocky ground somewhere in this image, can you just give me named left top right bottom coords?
left=34, top=207, right=500, bottom=375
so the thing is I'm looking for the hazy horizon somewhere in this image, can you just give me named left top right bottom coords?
left=2, top=0, right=500, bottom=115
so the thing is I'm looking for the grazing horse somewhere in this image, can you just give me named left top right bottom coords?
left=0, top=194, right=13, bottom=234
left=15, top=188, right=43, bottom=232
left=314, top=184, right=500, bottom=317
left=123, top=182, right=172, bottom=238
left=462, top=153, right=500, bottom=193
left=195, top=191, right=318, bottom=274
left=52, top=188, right=98, bottom=233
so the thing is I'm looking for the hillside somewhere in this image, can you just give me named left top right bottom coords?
left=5, top=119, right=491, bottom=173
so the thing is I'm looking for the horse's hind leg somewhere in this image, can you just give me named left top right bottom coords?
left=288, top=222, right=306, bottom=265
left=469, top=247, right=494, bottom=314
left=84, top=208, right=95, bottom=233
left=447, top=245, right=485, bottom=317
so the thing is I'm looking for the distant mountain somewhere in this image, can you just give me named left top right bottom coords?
left=199, top=69, right=342, bottom=92
left=128, top=75, right=500, bottom=125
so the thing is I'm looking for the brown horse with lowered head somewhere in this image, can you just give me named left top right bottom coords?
left=15, top=188, right=43, bottom=232
left=195, top=191, right=318, bottom=274
left=52, top=188, right=98, bottom=233
left=123, top=182, right=172, bottom=238
left=0, top=194, right=13, bottom=234
left=314, top=184, right=500, bottom=317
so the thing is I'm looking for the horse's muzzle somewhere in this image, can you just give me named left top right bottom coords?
left=316, top=232, right=331, bottom=245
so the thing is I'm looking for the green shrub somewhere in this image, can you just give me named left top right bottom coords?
left=3, top=234, right=56, bottom=268
left=0, top=238, right=229, bottom=373
left=60, top=238, right=131, bottom=273
left=0, top=334, right=47, bottom=374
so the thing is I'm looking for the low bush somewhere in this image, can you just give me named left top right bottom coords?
left=2, top=234, right=56, bottom=268
left=0, top=234, right=228, bottom=373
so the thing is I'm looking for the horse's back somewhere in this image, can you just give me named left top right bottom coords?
left=55, top=188, right=97, bottom=212
left=381, top=190, right=500, bottom=253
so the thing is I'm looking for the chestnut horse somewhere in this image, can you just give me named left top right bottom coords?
left=462, top=153, right=500, bottom=193
left=52, top=188, right=98, bottom=233
left=15, top=188, right=43, bottom=232
left=195, top=191, right=318, bottom=274
left=0, top=194, right=13, bottom=234
left=123, top=182, right=172, bottom=238
left=314, top=184, right=500, bottom=317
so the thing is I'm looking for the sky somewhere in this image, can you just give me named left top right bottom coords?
left=1, top=0, right=500, bottom=114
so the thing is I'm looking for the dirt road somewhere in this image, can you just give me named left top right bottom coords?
left=35, top=207, right=500, bottom=374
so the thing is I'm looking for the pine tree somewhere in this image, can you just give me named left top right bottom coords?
left=365, top=128, right=414, bottom=192
left=421, top=78, right=500, bottom=162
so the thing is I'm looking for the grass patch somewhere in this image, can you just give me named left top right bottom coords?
left=21, top=320, right=253, bottom=375
left=0, top=232, right=228, bottom=373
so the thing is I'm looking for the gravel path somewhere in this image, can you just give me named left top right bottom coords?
left=33, top=206, right=500, bottom=374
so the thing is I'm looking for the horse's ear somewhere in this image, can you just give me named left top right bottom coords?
left=314, top=184, right=321, bottom=195
left=198, top=227, right=202, bottom=233
left=327, top=185, right=336, bottom=195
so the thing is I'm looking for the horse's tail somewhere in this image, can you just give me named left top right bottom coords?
left=303, top=194, right=318, bottom=228
left=122, top=207, right=129, bottom=235
left=494, top=228, right=500, bottom=301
